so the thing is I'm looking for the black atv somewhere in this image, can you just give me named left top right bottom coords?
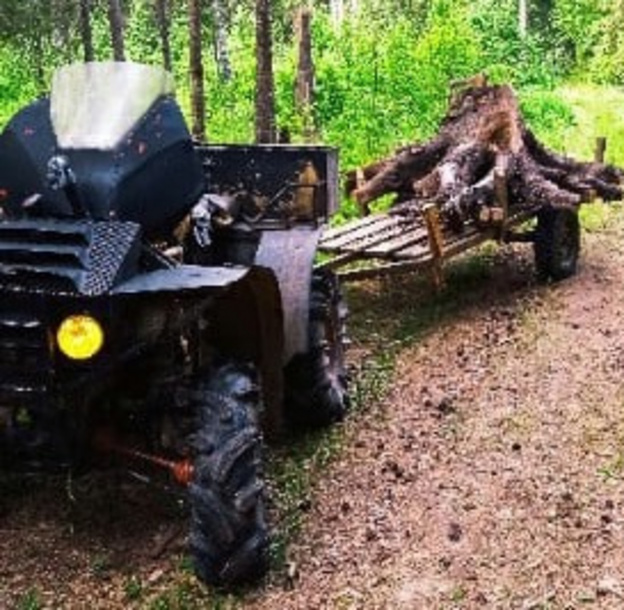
left=0, top=62, right=348, bottom=587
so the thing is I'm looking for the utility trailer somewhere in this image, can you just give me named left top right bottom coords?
left=317, top=180, right=583, bottom=286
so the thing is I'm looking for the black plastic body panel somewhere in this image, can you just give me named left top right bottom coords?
left=0, top=97, right=205, bottom=238
left=196, top=144, right=339, bottom=224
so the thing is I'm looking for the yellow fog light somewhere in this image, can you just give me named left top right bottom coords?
left=56, top=315, right=104, bottom=360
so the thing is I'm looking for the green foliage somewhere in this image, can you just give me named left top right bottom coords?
left=309, top=4, right=483, bottom=170
left=0, top=0, right=620, bottom=191
left=552, top=0, right=610, bottom=68
left=0, top=46, right=39, bottom=126
left=549, top=0, right=624, bottom=85
left=470, top=0, right=560, bottom=88
left=587, top=0, right=624, bottom=84
left=520, top=90, right=576, bottom=150
left=124, top=575, right=144, bottom=602
left=557, top=84, right=624, bottom=166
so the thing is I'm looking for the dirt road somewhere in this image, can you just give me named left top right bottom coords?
left=247, top=207, right=624, bottom=609
left=2, top=207, right=624, bottom=609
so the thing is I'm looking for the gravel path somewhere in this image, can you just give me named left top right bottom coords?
left=247, top=216, right=624, bottom=609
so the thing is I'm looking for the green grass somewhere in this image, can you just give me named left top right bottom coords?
left=555, top=85, right=624, bottom=235
left=346, top=243, right=508, bottom=349
left=124, top=576, right=144, bottom=603
left=580, top=201, right=623, bottom=233
left=15, top=588, right=42, bottom=610
left=558, top=84, right=624, bottom=166
left=266, top=427, right=345, bottom=570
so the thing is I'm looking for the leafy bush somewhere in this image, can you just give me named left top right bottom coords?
left=0, top=46, right=39, bottom=126
left=520, top=90, right=576, bottom=150
left=309, top=4, right=483, bottom=168
left=552, top=0, right=610, bottom=71
left=469, top=0, right=560, bottom=88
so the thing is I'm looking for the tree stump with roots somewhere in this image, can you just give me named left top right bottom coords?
left=346, top=76, right=623, bottom=229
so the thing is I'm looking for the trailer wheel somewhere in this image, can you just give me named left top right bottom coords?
left=187, top=362, right=269, bottom=588
left=284, top=269, right=349, bottom=429
left=534, top=207, right=580, bottom=281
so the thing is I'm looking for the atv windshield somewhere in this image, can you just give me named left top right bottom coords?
left=50, top=62, right=174, bottom=151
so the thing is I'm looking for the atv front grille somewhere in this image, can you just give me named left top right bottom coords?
left=0, top=219, right=141, bottom=296
left=0, top=310, right=50, bottom=403
left=86, top=222, right=141, bottom=295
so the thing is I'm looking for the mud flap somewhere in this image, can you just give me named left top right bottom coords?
left=254, top=228, right=321, bottom=363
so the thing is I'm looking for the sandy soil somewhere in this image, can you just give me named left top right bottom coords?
left=2, top=212, right=624, bottom=609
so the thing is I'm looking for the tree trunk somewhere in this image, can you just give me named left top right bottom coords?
left=189, top=0, right=206, bottom=141
left=212, top=0, right=232, bottom=81
left=154, top=0, right=172, bottom=72
left=330, top=0, right=344, bottom=24
left=52, top=0, right=74, bottom=63
left=295, top=8, right=314, bottom=108
left=79, top=0, right=94, bottom=62
left=519, top=0, right=528, bottom=38
left=347, top=76, right=623, bottom=231
left=255, top=0, right=276, bottom=144
left=107, top=0, right=125, bottom=61
left=32, top=20, right=46, bottom=94
left=295, top=7, right=315, bottom=140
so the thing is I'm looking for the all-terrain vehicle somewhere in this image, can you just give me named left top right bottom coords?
left=0, top=62, right=348, bottom=587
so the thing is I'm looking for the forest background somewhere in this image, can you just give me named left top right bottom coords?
left=0, top=0, right=623, bottom=220
left=3, top=2, right=624, bottom=607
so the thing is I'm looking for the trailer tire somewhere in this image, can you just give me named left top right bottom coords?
left=187, top=362, right=269, bottom=589
left=284, top=269, right=349, bottom=429
left=534, top=207, right=580, bottom=281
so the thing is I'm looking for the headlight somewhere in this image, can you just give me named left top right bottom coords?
left=56, top=315, right=104, bottom=360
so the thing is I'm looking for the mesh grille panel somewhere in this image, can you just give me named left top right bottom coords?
left=84, top=222, right=141, bottom=295
left=0, top=219, right=140, bottom=295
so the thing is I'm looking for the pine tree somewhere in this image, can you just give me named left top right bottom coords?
left=154, top=0, right=172, bottom=71
left=255, top=0, right=276, bottom=143
left=79, top=0, right=95, bottom=62
left=108, top=0, right=126, bottom=61
left=189, top=0, right=206, bottom=141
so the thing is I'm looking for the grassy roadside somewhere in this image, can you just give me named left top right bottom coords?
left=558, top=84, right=624, bottom=234
left=558, top=84, right=624, bottom=167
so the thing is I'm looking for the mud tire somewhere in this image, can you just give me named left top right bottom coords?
left=534, top=207, right=581, bottom=281
left=284, top=269, right=349, bottom=429
left=187, top=362, right=269, bottom=588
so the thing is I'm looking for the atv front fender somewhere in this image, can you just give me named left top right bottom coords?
left=111, top=265, right=248, bottom=295
left=113, top=263, right=285, bottom=435
left=254, top=227, right=322, bottom=363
